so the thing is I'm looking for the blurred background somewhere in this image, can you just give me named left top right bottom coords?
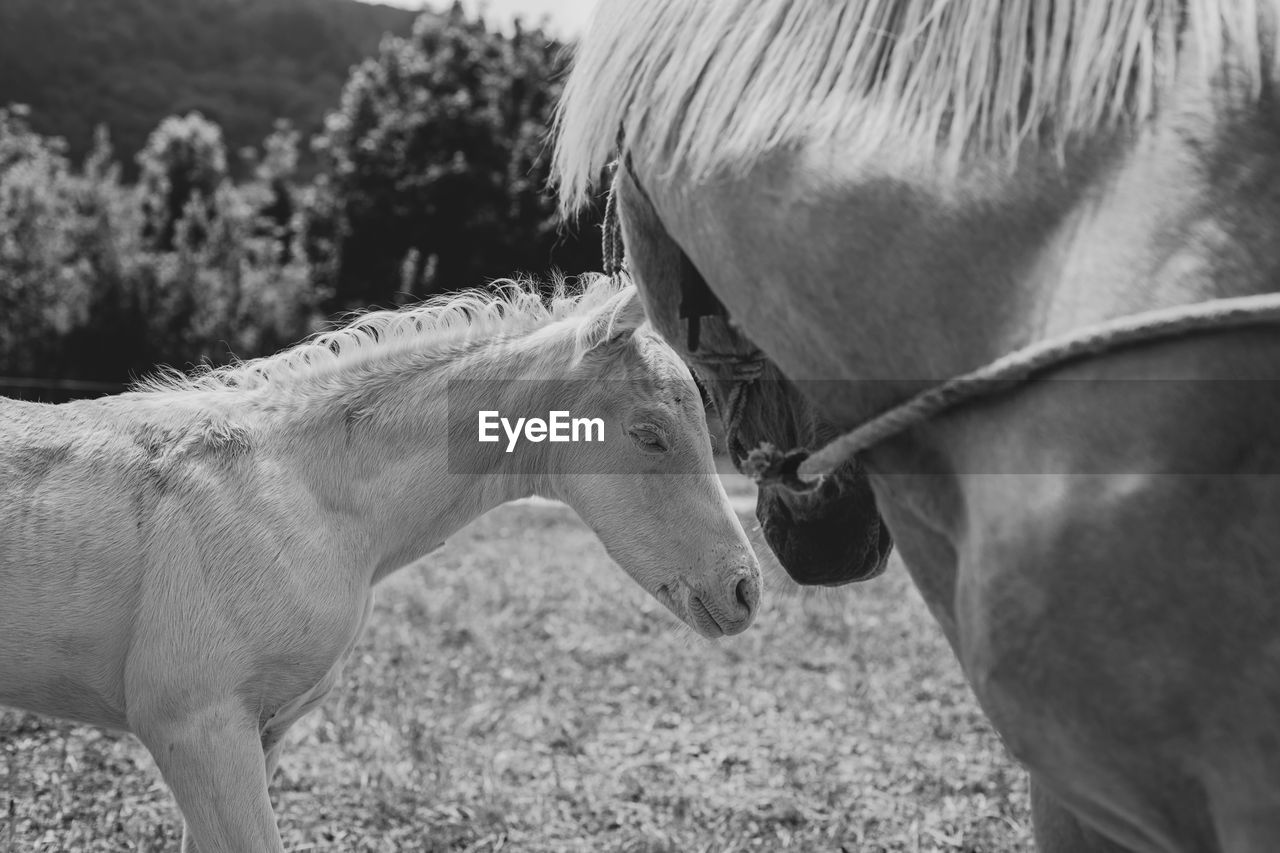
left=0, top=0, right=604, bottom=402
left=0, top=5, right=1034, bottom=850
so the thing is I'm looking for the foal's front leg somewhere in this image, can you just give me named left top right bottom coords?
left=133, top=698, right=284, bottom=853
left=173, top=716, right=297, bottom=852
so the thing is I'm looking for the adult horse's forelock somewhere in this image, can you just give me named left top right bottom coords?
left=554, top=0, right=1270, bottom=214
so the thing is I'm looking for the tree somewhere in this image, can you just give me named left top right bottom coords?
left=137, top=112, right=228, bottom=251
left=0, top=106, right=91, bottom=378
left=0, top=108, right=321, bottom=395
left=248, top=119, right=302, bottom=262
left=0, top=0, right=417, bottom=179
left=318, top=2, right=601, bottom=308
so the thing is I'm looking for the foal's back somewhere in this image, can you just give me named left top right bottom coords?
left=0, top=394, right=302, bottom=730
left=0, top=397, right=164, bottom=726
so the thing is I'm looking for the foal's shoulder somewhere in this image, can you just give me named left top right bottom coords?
left=0, top=392, right=252, bottom=487
left=0, top=396, right=111, bottom=489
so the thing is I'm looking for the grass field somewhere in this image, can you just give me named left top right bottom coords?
left=1, top=474, right=1031, bottom=852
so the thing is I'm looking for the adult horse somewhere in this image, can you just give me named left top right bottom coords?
left=0, top=276, right=760, bottom=852
left=554, top=2, right=1280, bottom=851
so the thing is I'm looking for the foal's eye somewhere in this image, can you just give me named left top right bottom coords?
left=628, top=425, right=669, bottom=453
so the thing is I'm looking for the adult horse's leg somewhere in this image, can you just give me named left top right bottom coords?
left=1210, top=812, right=1280, bottom=853
left=1031, top=776, right=1135, bottom=853
left=1203, top=760, right=1280, bottom=853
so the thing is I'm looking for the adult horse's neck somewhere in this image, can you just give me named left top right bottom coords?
left=641, top=86, right=1280, bottom=633
left=648, top=102, right=1280, bottom=436
left=270, top=329, right=573, bottom=584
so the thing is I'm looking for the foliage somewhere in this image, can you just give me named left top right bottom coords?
left=318, top=2, right=602, bottom=307
left=0, top=490, right=1032, bottom=851
left=1, top=3, right=604, bottom=392
left=0, top=108, right=322, bottom=392
left=0, top=0, right=418, bottom=180
left=137, top=112, right=229, bottom=251
left=0, top=107, right=110, bottom=380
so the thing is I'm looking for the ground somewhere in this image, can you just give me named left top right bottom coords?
left=0, top=473, right=1031, bottom=852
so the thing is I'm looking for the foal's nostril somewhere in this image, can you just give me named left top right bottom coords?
left=734, top=575, right=759, bottom=614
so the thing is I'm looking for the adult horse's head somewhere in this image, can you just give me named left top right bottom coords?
left=595, top=162, right=892, bottom=586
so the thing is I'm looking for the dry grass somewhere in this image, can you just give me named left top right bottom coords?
left=0, top=474, right=1031, bottom=852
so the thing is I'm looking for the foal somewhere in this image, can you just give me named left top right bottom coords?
left=0, top=276, right=760, bottom=852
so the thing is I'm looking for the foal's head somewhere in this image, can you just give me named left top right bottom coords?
left=547, top=285, right=762, bottom=638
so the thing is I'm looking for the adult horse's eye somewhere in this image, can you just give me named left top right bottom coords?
left=628, top=425, right=669, bottom=453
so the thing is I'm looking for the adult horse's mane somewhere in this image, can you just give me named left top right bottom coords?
left=554, top=0, right=1273, bottom=210
left=135, top=274, right=631, bottom=395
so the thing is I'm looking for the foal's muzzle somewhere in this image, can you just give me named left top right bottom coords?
left=688, top=568, right=760, bottom=637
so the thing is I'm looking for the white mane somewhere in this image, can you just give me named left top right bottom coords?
left=135, top=274, right=630, bottom=394
left=554, top=0, right=1276, bottom=210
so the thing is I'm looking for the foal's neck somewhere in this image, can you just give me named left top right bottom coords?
left=287, top=327, right=575, bottom=585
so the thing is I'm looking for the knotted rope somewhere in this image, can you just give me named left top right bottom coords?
left=749, top=291, right=1280, bottom=491
left=689, top=351, right=769, bottom=463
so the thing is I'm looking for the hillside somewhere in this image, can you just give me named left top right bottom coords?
left=0, top=0, right=420, bottom=175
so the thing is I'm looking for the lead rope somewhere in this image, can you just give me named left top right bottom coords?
left=602, top=160, right=625, bottom=282
left=749, top=291, right=1280, bottom=492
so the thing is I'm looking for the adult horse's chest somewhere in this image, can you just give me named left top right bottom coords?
left=880, top=336, right=1280, bottom=851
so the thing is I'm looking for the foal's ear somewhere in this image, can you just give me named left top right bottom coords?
left=572, top=286, right=647, bottom=363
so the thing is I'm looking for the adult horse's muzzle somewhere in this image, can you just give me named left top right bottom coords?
left=756, top=459, right=893, bottom=586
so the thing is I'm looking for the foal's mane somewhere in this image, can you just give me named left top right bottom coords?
left=136, top=274, right=629, bottom=394
left=554, top=0, right=1275, bottom=210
